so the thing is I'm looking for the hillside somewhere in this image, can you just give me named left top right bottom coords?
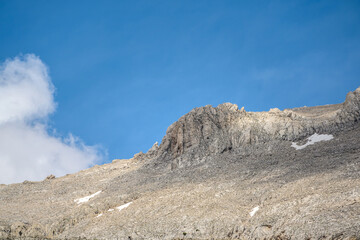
left=1, top=87, right=360, bottom=240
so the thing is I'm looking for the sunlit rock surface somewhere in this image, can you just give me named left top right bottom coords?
left=1, top=87, right=360, bottom=239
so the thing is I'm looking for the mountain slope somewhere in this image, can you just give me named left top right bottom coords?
left=1, top=87, right=360, bottom=240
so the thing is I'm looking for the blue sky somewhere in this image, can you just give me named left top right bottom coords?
left=0, top=0, right=359, bottom=164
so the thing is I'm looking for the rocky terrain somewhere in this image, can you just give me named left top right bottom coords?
left=0, top=87, right=360, bottom=240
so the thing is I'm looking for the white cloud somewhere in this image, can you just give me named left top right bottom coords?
left=0, top=54, right=103, bottom=184
left=0, top=55, right=55, bottom=124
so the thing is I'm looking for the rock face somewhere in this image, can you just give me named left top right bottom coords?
left=0, top=87, right=360, bottom=240
left=156, top=87, right=360, bottom=168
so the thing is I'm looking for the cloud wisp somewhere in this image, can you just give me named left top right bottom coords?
left=0, top=54, right=103, bottom=184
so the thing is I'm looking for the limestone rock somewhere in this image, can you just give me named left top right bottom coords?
left=156, top=87, right=360, bottom=168
left=46, top=174, right=56, bottom=180
left=0, top=87, right=360, bottom=239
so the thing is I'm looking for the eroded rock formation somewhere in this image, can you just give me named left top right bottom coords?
left=0, top=87, right=360, bottom=240
left=155, top=87, right=360, bottom=168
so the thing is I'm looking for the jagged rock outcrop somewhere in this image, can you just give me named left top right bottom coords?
left=155, top=87, right=360, bottom=168
left=0, top=87, right=360, bottom=240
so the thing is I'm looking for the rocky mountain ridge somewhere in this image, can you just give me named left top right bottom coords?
left=150, top=87, right=360, bottom=168
left=0, top=87, right=360, bottom=240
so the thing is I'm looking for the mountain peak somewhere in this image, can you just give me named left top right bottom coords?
left=1, top=87, right=360, bottom=240
left=151, top=87, right=360, bottom=168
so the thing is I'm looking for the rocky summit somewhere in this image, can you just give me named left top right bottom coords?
left=1, top=87, right=360, bottom=240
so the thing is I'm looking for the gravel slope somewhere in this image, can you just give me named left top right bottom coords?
left=1, top=87, right=360, bottom=240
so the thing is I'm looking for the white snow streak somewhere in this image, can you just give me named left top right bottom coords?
left=291, top=133, right=334, bottom=150
left=249, top=206, right=259, bottom=217
left=108, top=209, right=114, bottom=212
left=96, top=213, right=103, bottom=218
left=116, top=202, right=132, bottom=211
left=74, top=191, right=101, bottom=204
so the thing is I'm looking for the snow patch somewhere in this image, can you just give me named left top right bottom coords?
left=249, top=206, right=259, bottom=217
left=116, top=202, right=132, bottom=211
left=291, top=133, right=334, bottom=150
left=96, top=213, right=103, bottom=218
left=108, top=209, right=114, bottom=212
left=74, top=191, right=101, bottom=204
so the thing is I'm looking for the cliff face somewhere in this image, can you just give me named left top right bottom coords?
left=0, top=87, right=360, bottom=240
left=154, top=87, right=360, bottom=168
